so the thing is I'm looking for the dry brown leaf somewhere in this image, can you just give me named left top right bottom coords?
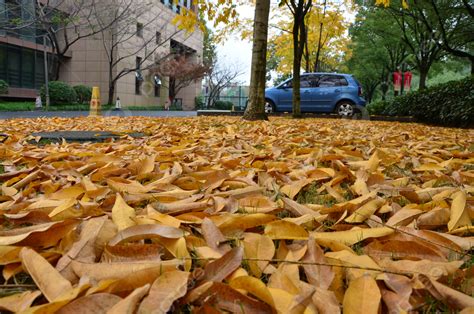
left=106, top=284, right=150, bottom=314
left=202, top=247, right=243, bottom=283
left=20, top=247, right=73, bottom=302
left=419, top=274, right=474, bottom=310
left=343, top=275, right=381, bottom=314
left=0, top=290, right=41, bottom=312
left=108, top=224, right=184, bottom=246
left=111, top=193, right=136, bottom=231
left=56, top=293, right=122, bottom=314
left=138, top=271, right=189, bottom=314
left=195, top=282, right=275, bottom=314
left=303, top=237, right=334, bottom=289
left=71, top=260, right=183, bottom=281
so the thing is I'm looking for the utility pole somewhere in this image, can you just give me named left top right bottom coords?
left=43, top=35, right=50, bottom=110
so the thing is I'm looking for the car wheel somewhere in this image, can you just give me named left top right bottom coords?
left=265, top=100, right=275, bottom=113
left=336, top=101, right=355, bottom=117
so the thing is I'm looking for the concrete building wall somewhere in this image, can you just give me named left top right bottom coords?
left=60, top=0, right=203, bottom=110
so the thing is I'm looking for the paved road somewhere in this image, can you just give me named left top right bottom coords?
left=0, top=110, right=197, bottom=119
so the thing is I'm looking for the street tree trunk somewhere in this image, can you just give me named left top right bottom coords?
left=292, top=17, right=302, bottom=118
left=243, top=0, right=271, bottom=121
left=290, top=0, right=311, bottom=119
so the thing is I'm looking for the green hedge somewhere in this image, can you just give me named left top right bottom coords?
left=214, top=100, right=233, bottom=110
left=40, top=81, right=78, bottom=106
left=383, top=76, right=474, bottom=127
left=367, top=100, right=390, bottom=115
left=195, top=96, right=205, bottom=110
left=0, top=80, right=8, bottom=95
left=73, top=85, right=92, bottom=104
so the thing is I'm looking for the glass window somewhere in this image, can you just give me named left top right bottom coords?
left=136, top=23, right=143, bottom=38
left=300, top=76, right=311, bottom=88
left=318, top=75, right=348, bottom=87
left=21, top=49, right=35, bottom=88
left=135, top=57, right=142, bottom=95
left=0, top=46, right=7, bottom=82
left=35, top=51, right=45, bottom=89
left=7, top=46, right=21, bottom=87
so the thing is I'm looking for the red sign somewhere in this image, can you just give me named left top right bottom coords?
left=393, top=71, right=402, bottom=92
left=404, top=71, right=412, bottom=92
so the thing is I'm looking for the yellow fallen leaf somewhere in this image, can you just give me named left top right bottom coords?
left=265, top=220, right=309, bottom=240
left=230, top=276, right=275, bottom=307
left=107, top=284, right=150, bottom=314
left=311, top=227, right=394, bottom=246
left=0, top=290, right=41, bottom=312
left=138, top=271, right=189, bottom=314
left=448, top=191, right=471, bottom=232
left=345, top=199, right=384, bottom=223
left=343, top=275, right=381, bottom=314
left=111, top=193, right=136, bottom=231
left=20, top=247, right=73, bottom=302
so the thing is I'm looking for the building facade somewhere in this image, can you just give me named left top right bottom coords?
left=0, top=0, right=203, bottom=110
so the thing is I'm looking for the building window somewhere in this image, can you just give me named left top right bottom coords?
left=0, top=44, right=46, bottom=90
left=156, top=32, right=161, bottom=45
left=135, top=57, right=143, bottom=95
left=136, top=23, right=143, bottom=38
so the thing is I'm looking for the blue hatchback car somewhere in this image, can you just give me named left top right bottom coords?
left=264, top=73, right=366, bottom=116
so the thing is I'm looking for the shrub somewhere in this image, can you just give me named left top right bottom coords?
left=367, top=100, right=390, bottom=115
left=195, top=95, right=205, bottom=110
left=383, top=76, right=474, bottom=127
left=73, top=85, right=92, bottom=104
left=214, top=100, right=233, bottom=110
left=0, top=80, right=8, bottom=95
left=40, top=81, right=77, bottom=106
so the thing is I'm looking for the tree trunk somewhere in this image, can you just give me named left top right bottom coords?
left=108, top=83, right=115, bottom=106
left=292, top=15, right=303, bottom=118
left=243, top=0, right=271, bottom=121
left=419, top=67, right=428, bottom=90
left=314, top=23, right=324, bottom=72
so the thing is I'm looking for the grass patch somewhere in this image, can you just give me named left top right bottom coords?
left=0, top=102, right=35, bottom=111
left=0, top=102, right=183, bottom=111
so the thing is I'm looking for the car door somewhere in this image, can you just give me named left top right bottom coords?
left=277, top=79, right=293, bottom=112
left=300, top=76, right=314, bottom=112
left=314, top=75, right=343, bottom=111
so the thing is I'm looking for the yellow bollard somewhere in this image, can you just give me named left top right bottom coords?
left=89, top=87, right=101, bottom=116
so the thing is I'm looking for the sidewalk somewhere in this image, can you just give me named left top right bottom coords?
left=0, top=110, right=197, bottom=119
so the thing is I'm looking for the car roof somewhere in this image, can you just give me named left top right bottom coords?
left=302, top=72, right=350, bottom=76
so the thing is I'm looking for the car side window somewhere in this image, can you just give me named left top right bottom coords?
left=281, top=80, right=292, bottom=88
left=318, top=75, right=348, bottom=87
left=300, top=76, right=311, bottom=88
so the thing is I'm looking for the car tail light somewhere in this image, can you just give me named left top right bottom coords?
left=358, top=86, right=362, bottom=97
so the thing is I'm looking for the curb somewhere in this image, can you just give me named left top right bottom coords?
left=196, top=110, right=416, bottom=122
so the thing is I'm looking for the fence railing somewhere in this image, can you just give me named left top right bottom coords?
left=203, top=96, right=248, bottom=111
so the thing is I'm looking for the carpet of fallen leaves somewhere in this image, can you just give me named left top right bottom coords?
left=0, top=116, right=473, bottom=313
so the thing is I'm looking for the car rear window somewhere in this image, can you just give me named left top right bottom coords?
left=318, top=75, right=348, bottom=87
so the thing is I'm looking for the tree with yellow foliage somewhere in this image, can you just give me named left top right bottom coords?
left=270, top=5, right=350, bottom=75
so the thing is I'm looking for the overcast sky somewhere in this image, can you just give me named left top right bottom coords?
left=215, top=5, right=254, bottom=85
